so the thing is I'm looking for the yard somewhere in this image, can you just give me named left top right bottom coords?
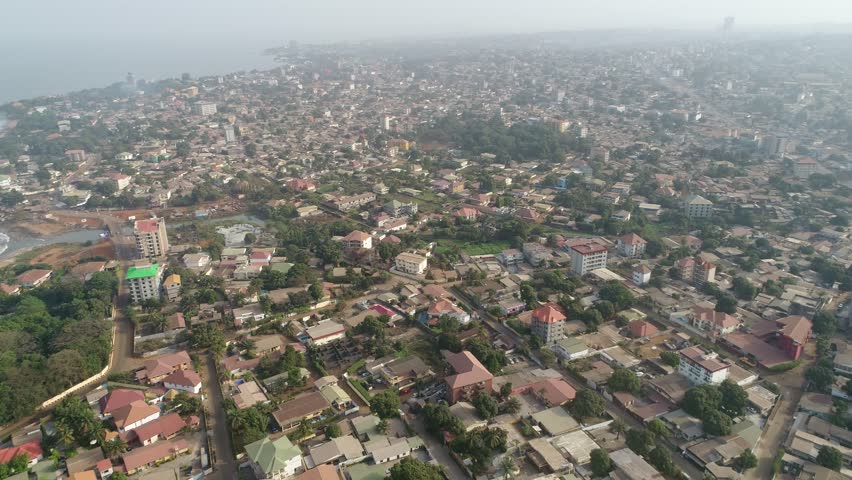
left=435, top=239, right=512, bottom=256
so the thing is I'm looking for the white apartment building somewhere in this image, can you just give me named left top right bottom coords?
left=395, top=252, right=428, bottom=275
left=678, top=346, right=730, bottom=385
left=683, top=195, right=714, bottom=218
left=569, top=242, right=608, bottom=275
left=194, top=101, right=217, bottom=116
left=126, top=263, right=163, bottom=304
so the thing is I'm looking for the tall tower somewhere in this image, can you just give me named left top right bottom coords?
left=133, top=218, right=170, bottom=259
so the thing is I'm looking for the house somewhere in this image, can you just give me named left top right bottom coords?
left=395, top=252, right=428, bottom=275
left=0, top=441, right=43, bottom=467
left=777, top=315, right=812, bottom=361
left=0, top=283, right=20, bottom=296
left=112, top=400, right=161, bottom=432
left=319, top=384, right=354, bottom=411
left=610, top=448, right=664, bottom=480
left=16, top=269, right=52, bottom=288
left=498, top=249, right=525, bottom=266
left=342, top=231, right=373, bottom=250
left=678, top=346, right=730, bottom=385
left=296, top=464, right=340, bottom=480
left=454, top=207, right=478, bottom=221
left=617, top=233, right=647, bottom=258
left=233, top=380, right=270, bottom=410
left=531, top=303, right=567, bottom=344
left=632, top=265, right=652, bottom=286
left=377, top=356, right=433, bottom=390
left=121, top=439, right=188, bottom=475
left=70, top=262, right=106, bottom=281
left=553, top=337, right=591, bottom=360
left=306, top=435, right=364, bottom=467
left=100, top=389, right=146, bottom=417
left=793, top=157, right=819, bottom=179
left=384, top=199, right=418, bottom=217
left=444, top=351, right=494, bottom=404
left=273, top=391, right=331, bottom=431
left=167, top=312, right=186, bottom=331
left=677, top=257, right=716, bottom=286
left=306, top=320, right=346, bottom=346
left=627, top=320, right=658, bottom=338
left=136, top=351, right=192, bottom=384
left=128, top=412, right=193, bottom=446
left=251, top=250, right=274, bottom=265
left=232, top=303, right=267, bottom=328
left=183, top=253, right=211, bottom=269
left=162, top=274, right=181, bottom=301
left=523, top=242, right=551, bottom=267
left=692, top=307, right=740, bottom=336
left=163, top=369, right=202, bottom=394
left=569, top=243, right=608, bottom=275
left=423, top=299, right=471, bottom=326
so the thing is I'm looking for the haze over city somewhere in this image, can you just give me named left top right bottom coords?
left=1, top=2, right=852, bottom=480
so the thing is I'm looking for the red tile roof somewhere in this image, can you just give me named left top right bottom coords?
left=0, top=441, right=42, bottom=464
left=16, top=269, right=52, bottom=285
left=121, top=439, right=188, bottom=472
left=444, top=351, right=493, bottom=389
left=101, top=389, right=146, bottom=415
left=628, top=320, right=658, bottom=338
left=162, top=369, right=201, bottom=389
left=778, top=315, right=812, bottom=344
left=619, top=233, right=646, bottom=245
left=112, top=401, right=160, bottom=430
left=532, top=303, right=566, bottom=324
left=129, top=412, right=188, bottom=445
left=134, top=219, right=161, bottom=233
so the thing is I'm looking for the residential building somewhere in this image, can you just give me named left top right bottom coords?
left=193, top=101, right=217, bottom=116
left=531, top=303, right=567, bottom=344
left=610, top=448, right=664, bottom=480
left=341, top=231, right=372, bottom=250
left=423, top=298, right=471, bottom=326
left=678, top=346, right=730, bottom=385
left=793, top=157, right=819, bottom=179
left=306, top=320, right=346, bottom=346
left=777, top=315, right=812, bottom=361
left=632, top=265, right=652, bottom=285
left=498, top=248, right=525, bottom=266
left=569, top=242, right=608, bottom=275
left=136, top=351, right=192, bottom=384
left=377, top=356, right=433, bottom=390
left=677, top=257, right=716, bottom=286
left=523, top=242, right=551, bottom=267
left=395, top=252, right=427, bottom=275
left=683, top=194, right=713, bottom=218
left=454, top=207, right=478, bottom=221
left=112, top=400, right=161, bottom=432
left=333, top=192, right=376, bottom=211
left=16, top=269, right=52, bottom=288
left=272, top=391, right=331, bottom=431
left=553, top=337, right=591, bottom=360
left=617, top=233, right=647, bottom=257
left=126, top=263, right=163, bottom=303
left=121, top=439, right=189, bottom=476
left=162, top=369, right=202, bottom=394
left=444, top=351, right=493, bottom=404
left=384, top=199, right=417, bottom=217
left=0, top=442, right=42, bottom=467
left=691, top=307, right=740, bottom=336
left=162, top=274, right=181, bottom=301
left=134, top=218, right=169, bottom=259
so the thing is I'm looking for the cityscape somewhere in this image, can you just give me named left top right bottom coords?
left=1, top=7, right=852, bottom=480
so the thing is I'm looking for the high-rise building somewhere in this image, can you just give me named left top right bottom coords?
left=683, top=195, right=713, bottom=218
left=532, top=303, right=567, bottom=344
left=193, top=102, right=217, bottom=116
left=224, top=126, right=236, bottom=144
left=569, top=242, right=608, bottom=275
left=134, top=218, right=170, bottom=259
left=126, top=263, right=163, bottom=304
left=678, top=346, right=729, bottom=385
left=382, top=115, right=391, bottom=131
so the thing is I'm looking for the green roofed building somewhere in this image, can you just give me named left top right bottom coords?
left=245, top=435, right=303, bottom=479
left=126, top=263, right=163, bottom=304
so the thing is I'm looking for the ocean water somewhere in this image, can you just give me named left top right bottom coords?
left=0, top=36, right=281, bottom=104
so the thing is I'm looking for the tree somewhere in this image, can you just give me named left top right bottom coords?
left=703, top=410, right=733, bottom=436
left=813, top=312, right=838, bottom=336
left=388, top=457, right=444, bottom=480
left=714, top=294, right=738, bottom=314
left=571, top=390, right=606, bottom=420
left=102, top=437, right=128, bottom=459
left=608, top=368, right=641, bottom=393
left=244, top=232, right=256, bottom=245
left=499, top=382, right=513, bottom=400
left=244, top=143, right=257, bottom=158
left=376, top=419, right=389, bottom=434
left=590, top=448, right=613, bottom=477
left=188, top=324, right=226, bottom=357
left=647, top=419, right=670, bottom=439
left=806, top=366, right=836, bottom=393
left=473, top=392, right=499, bottom=420
left=599, top=281, right=634, bottom=310
left=325, top=423, right=342, bottom=438
left=176, top=141, right=190, bottom=158
left=370, top=390, right=401, bottom=419
left=648, top=447, right=676, bottom=476
left=732, top=276, right=758, bottom=300
left=501, top=396, right=521, bottom=415
left=734, top=449, right=758, bottom=472
left=626, top=428, right=656, bottom=456
left=660, top=351, right=680, bottom=367
left=682, top=384, right=722, bottom=418
left=538, top=348, right=557, bottom=367
left=610, top=418, right=627, bottom=440
left=308, top=281, right=324, bottom=301
left=817, top=446, right=843, bottom=471
left=718, top=380, right=749, bottom=417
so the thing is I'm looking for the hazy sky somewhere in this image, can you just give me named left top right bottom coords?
left=5, top=0, right=852, bottom=43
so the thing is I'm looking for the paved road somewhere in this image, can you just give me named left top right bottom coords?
left=203, top=352, right=238, bottom=480
left=407, top=407, right=469, bottom=480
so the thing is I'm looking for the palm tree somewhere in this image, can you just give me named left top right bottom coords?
left=611, top=418, right=627, bottom=440
left=102, top=437, right=128, bottom=459
left=151, top=313, right=169, bottom=333
left=376, top=419, right=389, bottom=434
left=500, top=456, right=516, bottom=479
left=56, top=422, right=75, bottom=447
